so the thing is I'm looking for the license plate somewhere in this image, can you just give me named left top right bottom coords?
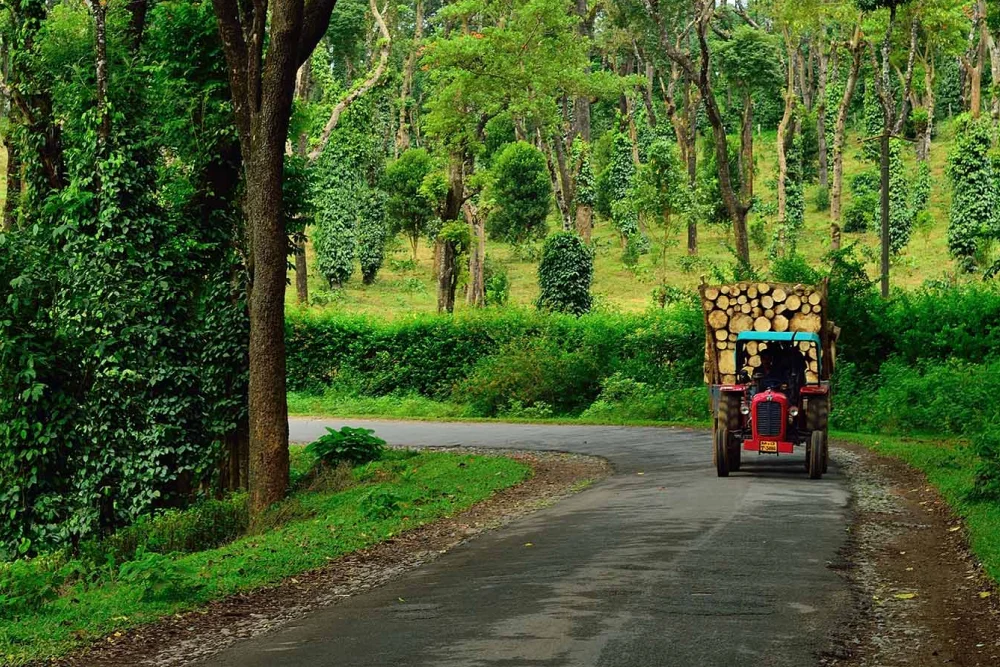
left=759, top=440, right=778, bottom=453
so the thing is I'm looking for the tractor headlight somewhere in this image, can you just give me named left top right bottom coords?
left=740, top=403, right=750, bottom=415
left=789, top=407, right=800, bottom=418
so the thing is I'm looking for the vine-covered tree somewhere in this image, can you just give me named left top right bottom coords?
left=537, top=231, right=594, bottom=315
left=487, top=142, right=553, bottom=246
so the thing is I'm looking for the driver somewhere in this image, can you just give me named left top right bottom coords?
left=754, top=344, right=807, bottom=396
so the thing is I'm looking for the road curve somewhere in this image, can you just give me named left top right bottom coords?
left=197, top=418, right=852, bottom=667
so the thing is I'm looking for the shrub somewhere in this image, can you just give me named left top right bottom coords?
left=947, top=114, right=998, bottom=272
left=487, top=142, right=551, bottom=245
left=118, top=550, right=203, bottom=603
left=455, top=338, right=603, bottom=416
left=537, top=232, right=594, bottom=315
left=483, top=255, right=510, bottom=306
left=0, top=558, right=67, bottom=619
left=814, top=185, right=830, bottom=212
left=382, top=148, right=442, bottom=258
left=306, top=426, right=386, bottom=466
left=971, top=432, right=1000, bottom=501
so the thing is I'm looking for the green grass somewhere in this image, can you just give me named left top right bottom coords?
left=0, top=450, right=531, bottom=666
left=842, top=433, right=1000, bottom=584
left=289, top=122, right=976, bottom=318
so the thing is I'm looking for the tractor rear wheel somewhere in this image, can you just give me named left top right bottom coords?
left=806, top=395, right=830, bottom=474
left=714, top=426, right=730, bottom=477
left=718, top=393, right=741, bottom=472
left=809, top=430, right=826, bottom=480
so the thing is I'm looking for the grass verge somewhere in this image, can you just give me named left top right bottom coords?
left=837, top=433, right=1000, bottom=584
left=0, top=450, right=530, bottom=666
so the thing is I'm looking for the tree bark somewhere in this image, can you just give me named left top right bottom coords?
left=437, top=239, right=459, bottom=313
left=396, top=0, right=422, bottom=155
left=3, top=138, right=19, bottom=231
left=88, top=1, right=111, bottom=147
left=293, top=59, right=312, bottom=305
left=464, top=202, right=485, bottom=307
left=739, top=89, right=753, bottom=206
left=816, top=33, right=829, bottom=188
left=830, top=21, right=863, bottom=223
left=308, top=0, right=390, bottom=163
left=967, top=0, right=987, bottom=118
left=645, top=0, right=749, bottom=264
left=776, top=28, right=799, bottom=224
left=211, top=0, right=339, bottom=515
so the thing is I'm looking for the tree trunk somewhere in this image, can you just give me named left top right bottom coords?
left=437, top=239, right=458, bottom=314
left=830, top=22, right=863, bottom=223
left=816, top=35, right=829, bottom=188
left=465, top=203, right=485, bottom=307
left=3, top=139, right=19, bottom=230
left=293, top=59, right=312, bottom=305
left=739, top=90, right=753, bottom=206
left=89, top=1, right=111, bottom=148
left=211, top=0, right=340, bottom=515
left=575, top=204, right=593, bottom=242
left=776, top=29, right=799, bottom=223
left=879, top=129, right=890, bottom=298
left=396, top=0, right=423, bottom=155
left=969, top=0, right=987, bottom=118
left=572, top=0, right=593, bottom=142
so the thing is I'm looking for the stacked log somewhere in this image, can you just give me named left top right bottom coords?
left=699, top=280, right=833, bottom=386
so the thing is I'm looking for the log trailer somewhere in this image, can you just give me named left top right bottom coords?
left=699, top=280, right=840, bottom=479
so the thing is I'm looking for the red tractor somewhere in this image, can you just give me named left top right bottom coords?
left=712, top=331, right=831, bottom=478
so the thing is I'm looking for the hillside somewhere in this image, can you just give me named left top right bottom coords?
left=291, top=121, right=970, bottom=317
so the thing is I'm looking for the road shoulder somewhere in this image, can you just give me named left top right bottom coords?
left=825, top=442, right=1000, bottom=666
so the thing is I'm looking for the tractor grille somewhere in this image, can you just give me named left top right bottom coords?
left=755, top=401, right=783, bottom=437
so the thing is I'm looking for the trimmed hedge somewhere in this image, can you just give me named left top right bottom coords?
left=286, top=307, right=705, bottom=410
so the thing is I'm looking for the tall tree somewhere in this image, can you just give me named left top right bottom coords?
left=643, top=0, right=752, bottom=265
left=830, top=15, right=865, bottom=225
left=862, top=0, right=916, bottom=297
left=211, top=0, right=340, bottom=514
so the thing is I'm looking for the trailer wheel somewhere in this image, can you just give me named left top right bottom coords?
left=809, top=431, right=826, bottom=480
left=714, top=427, right=730, bottom=477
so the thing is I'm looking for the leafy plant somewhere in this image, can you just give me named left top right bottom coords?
left=487, top=141, right=552, bottom=245
left=537, top=232, right=594, bottom=315
left=306, top=426, right=386, bottom=466
left=117, top=550, right=202, bottom=603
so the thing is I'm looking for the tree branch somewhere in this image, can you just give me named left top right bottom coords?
left=298, top=0, right=340, bottom=68
left=307, top=0, right=390, bottom=163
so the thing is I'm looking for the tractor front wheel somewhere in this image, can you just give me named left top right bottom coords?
left=809, top=430, right=827, bottom=480
left=715, top=426, right=730, bottom=477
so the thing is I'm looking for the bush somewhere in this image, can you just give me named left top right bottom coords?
left=947, top=114, right=999, bottom=272
left=537, top=232, right=594, bottom=315
left=971, top=432, right=1000, bottom=501
left=118, top=550, right=203, bottom=603
left=814, top=185, right=830, bottom=212
left=483, top=255, right=510, bottom=306
left=455, top=338, right=603, bottom=416
left=487, top=142, right=551, bottom=245
left=306, top=426, right=386, bottom=466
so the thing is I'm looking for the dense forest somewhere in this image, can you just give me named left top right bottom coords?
left=4, top=0, right=1000, bottom=599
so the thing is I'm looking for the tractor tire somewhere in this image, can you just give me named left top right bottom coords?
left=806, top=395, right=830, bottom=432
left=715, top=426, right=730, bottom=477
left=809, top=430, right=826, bottom=480
left=718, top=393, right=742, bottom=472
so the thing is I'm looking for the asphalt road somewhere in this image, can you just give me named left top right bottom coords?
left=198, top=419, right=852, bottom=667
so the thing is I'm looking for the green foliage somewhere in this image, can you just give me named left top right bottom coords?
left=843, top=169, right=880, bottom=232
left=886, top=139, right=914, bottom=254
left=947, top=114, right=999, bottom=272
left=285, top=307, right=705, bottom=403
left=862, top=78, right=885, bottom=162
left=487, top=141, right=552, bottom=245
left=306, top=427, right=387, bottom=466
left=572, top=138, right=596, bottom=208
left=382, top=148, right=443, bottom=256
left=314, top=203, right=357, bottom=286
left=0, top=0, right=249, bottom=557
left=118, top=550, right=203, bottom=603
left=603, top=131, right=645, bottom=249
left=358, top=189, right=390, bottom=284
left=483, top=112, right=517, bottom=165
left=537, top=232, right=594, bottom=315
left=971, top=432, right=1000, bottom=501
left=814, top=185, right=830, bottom=212
left=483, top=255, right=510, bottom=306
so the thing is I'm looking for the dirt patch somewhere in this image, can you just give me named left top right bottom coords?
left=822, top=442, right=1000, bottom=667
left=49, top=449, right=610, bottom=667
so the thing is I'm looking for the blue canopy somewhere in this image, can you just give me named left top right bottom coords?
left=736, top=331, right=821, bottom=345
